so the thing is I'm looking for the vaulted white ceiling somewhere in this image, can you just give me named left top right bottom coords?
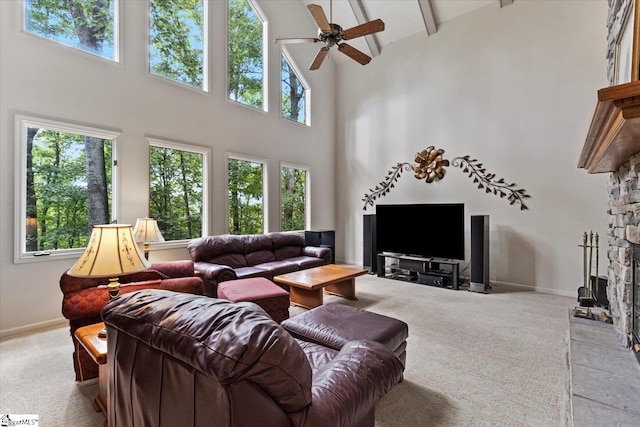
left=290, top=0, right=513, bottom=66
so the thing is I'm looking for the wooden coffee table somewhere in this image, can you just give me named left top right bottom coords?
left=75, top=322, right=108, bottom=426
left=274, top=264, right=367, bottom=309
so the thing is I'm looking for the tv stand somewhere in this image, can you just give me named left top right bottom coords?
left=377, top=253, right=460, bottom=290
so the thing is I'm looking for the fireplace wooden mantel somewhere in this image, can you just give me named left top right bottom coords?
left=579, top=80, right=640, bottom=173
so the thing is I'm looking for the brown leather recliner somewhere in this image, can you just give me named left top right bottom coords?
left=102, top=290, right=404, bottom=427
left=60, top=260, right=203, bottom=381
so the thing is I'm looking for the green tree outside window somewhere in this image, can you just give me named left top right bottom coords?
left=149, top=145, right=204, bottom=241
left=281, top=166, right=306, bottom=231
left=228, top=0, right=264, bottom=109
left=24, top=125, right=113, bottom=253
left=228, top=158, right=264, bottom=234
left=281, top=54, right=307, bottom=124
left=24, top=0, right=117, bottom=60
left=150, top=0, right=205, bottom=89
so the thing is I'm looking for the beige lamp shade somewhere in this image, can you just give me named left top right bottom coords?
left=133, top=218, right=165, bottom=243
left=67, top=224, right=150, bottom=278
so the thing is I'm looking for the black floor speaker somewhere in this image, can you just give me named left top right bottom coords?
left=470, top=215, right=489, bottom=292
left=363, top=214, right=377, bottom=273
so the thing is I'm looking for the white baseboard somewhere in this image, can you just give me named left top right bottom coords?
left=489, top=279, right=576, bottom=298
left=347, top=256, right=578, bottom=298
left=0, top=317, right=67, bottom=340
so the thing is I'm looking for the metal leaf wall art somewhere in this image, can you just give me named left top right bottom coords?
left=362, top=146, right=531, bottom=211
left=451, top=155, right=530, bottom=210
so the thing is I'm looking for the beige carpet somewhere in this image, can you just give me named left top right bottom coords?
left=1, top=275, right=574, bottom=426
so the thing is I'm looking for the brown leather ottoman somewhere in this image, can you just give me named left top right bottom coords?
left=282, top=303, right=408, bottom=366
left=217, top=278, right=290, bottom=323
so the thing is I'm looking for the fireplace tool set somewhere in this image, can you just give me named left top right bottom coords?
left=575, top=231, right=610, bottom=319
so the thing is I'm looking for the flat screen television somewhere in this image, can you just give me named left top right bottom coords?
left=375, top=203, right=465, bottom=260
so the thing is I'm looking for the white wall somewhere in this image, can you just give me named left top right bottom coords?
left=0, top=0, right=336, bottom=334
left=336, top=1, right=610, bottom=296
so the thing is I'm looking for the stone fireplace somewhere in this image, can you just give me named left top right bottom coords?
left=579, top=0, right=640, bottom=357
left=632, top=243, right=640, bottom=361
left=579, top=81, right=640, bottom=353
left=607, top=155, right=640, bottom=350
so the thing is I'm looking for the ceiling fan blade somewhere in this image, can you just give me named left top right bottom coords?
left=307, top=4, right=331, bottom=33
left=275, top=37, right=319, bottom=44
left=341, top=19, right=385, bottom=40
left=337, top=43, right=371, bottom=65
left=309, top=46, right=330, bottom=70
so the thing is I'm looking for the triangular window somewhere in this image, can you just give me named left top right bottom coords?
left=281, top=53, right=309, bottom=125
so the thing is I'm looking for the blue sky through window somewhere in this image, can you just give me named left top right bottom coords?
left=25, top=0, right=116, bottom=60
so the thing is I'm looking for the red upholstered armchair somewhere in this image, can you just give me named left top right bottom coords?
left=60, top=260, right=203, bottom=381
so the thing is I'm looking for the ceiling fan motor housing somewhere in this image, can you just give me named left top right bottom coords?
left=318, top=23, right=343, bottom=46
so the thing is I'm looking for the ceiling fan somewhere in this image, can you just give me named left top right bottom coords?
left=275, top=1, right=385, bottom=70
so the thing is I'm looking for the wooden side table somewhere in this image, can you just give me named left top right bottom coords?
left=75, top=322, right=108, bottom=426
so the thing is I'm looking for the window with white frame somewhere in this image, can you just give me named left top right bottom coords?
left=149, top=0, right=207, bottom=90
left=24, top=0, right=119, bottom=61
left=227, top=0, right=267, bottom=110
left=16, top=115, right=118, bottom=260
left=227, top=155, right=266, bottom=234
left=148, top=138, right=209, bottom=241
left=281, top=53, right=309, bottom=125
left=281, top=164, right=309, bottom=231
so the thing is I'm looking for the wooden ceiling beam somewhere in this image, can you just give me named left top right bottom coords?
left=417, top=0, right=437, bottom=36
left=347, top=0, right=381, bottom=57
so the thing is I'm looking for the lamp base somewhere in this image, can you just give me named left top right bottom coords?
left=107, top=277, right=120, bottom=300
left=102, top=277, right=121, bottom=338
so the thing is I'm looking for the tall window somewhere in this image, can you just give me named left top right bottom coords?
left=24, top=0, right=118, bottom=61
left=149, top=0, right=207, bottom=90
left=148, top=139, right=208, bottom=241
left=281, top=165, right=308, bottom=231
left=227, top=0, right=266, bottom=110
left=281, top=53, right=308, bottom=125
left=17, top=115, right=118, bottom=259
left=227, top=156, right=265, bottom=234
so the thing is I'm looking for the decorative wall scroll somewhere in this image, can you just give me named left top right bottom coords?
left=362, top=146, right=531, bottom=211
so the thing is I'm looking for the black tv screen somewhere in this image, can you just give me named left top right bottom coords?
left=375, top=203, right=465, bottom=260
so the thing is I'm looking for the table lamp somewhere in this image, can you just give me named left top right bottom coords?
left=67, top=224, right=150, bottom=336
left=133, top=217, right=165, bottom=260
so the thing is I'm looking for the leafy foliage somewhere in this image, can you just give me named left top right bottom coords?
left=281, top=55, right=306, bottom=124
left=228, top=158, right=264, bottom=234
left=27, top=128, right=112, bottom=251
left=25, top=0, right=115, bottom=59
left=150, top=0, right=204, bottom=88
left=228, top=0, right=264, bottom=109
left=281, top=167, right=306, bottom=231
left=149, top=146, right=204, bottom=240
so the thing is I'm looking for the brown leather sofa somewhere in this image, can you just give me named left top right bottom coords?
left=60, top=260, right=203, bottom=381
left=188, top=232, right=331, bottom=296
left=102, top=290, right=404, bottom=427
